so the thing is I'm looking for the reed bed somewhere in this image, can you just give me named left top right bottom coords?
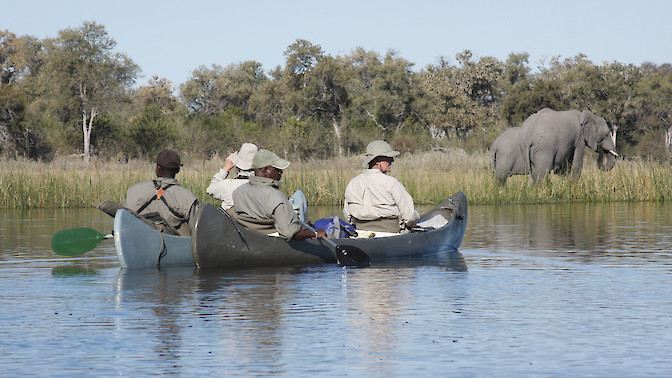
left=1, top=151, right=671, bottom=209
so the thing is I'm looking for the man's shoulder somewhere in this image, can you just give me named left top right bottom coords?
left=127, top=180, right=153, bottom=191
left=364, top=170, right=400, bottom=183
left=347, top=171, right=368, bottom=183
left=232, top=182, right=252, bottom=194
left=169, top=184, right=197, bottom=199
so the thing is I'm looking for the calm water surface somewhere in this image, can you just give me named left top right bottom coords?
left=1, top=202, right=671, bottom=376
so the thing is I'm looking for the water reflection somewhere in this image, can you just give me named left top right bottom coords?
left=345, top=253, right=469, bottom=376
left=0, top=207, right=115, bottom=263
left=2, top=204, right=672, bottom=375
left=51, top=265, right=101, bottom=278
left=107, top=250, right=468, bottom=374
left=465, top=201, right=672, bottom=261
left=113, top=266, right=198, bottom=363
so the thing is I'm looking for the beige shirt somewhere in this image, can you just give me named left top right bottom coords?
left=343, top=169, right=419, bottom=224
left=206, top=168, right=253, bottom=210
left=232, top=176, right=301, bottom=241
left=124, top=177, right=199, bottom=234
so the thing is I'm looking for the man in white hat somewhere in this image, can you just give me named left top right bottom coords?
left=232, top=149, right=326, bottom=241
left=343, top=140, right=419, bottom=233
left=207, top=143, right=258, bottom=210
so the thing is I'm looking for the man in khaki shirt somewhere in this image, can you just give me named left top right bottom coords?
left=124, top=150, right=199, bottom=236
left=232, top=149, right=326, bottom=241
left=343, top=140, right=419, bottom=233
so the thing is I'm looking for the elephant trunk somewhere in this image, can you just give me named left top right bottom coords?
left=597, top=147, right=617, bottom=171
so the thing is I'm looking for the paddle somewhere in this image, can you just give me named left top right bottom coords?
left=298, top=220, right=371, bottom=268
left=51, top=228, right=113, bottom=256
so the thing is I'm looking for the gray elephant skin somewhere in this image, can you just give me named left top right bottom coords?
left=492, top=127, right=528, bottom=183
left=492, top=108, right=618, bottom=184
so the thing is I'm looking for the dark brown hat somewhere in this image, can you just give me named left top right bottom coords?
left=156, top=150, right=182, bottom=169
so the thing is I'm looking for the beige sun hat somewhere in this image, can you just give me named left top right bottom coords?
left=362, top=140, right=400, bottom=168
left=251, top=149, right=291, bottom=170
left=231, top=143, right=258, bottom=170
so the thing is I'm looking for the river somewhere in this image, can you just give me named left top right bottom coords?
left=1, top=201, right=671, bottom=376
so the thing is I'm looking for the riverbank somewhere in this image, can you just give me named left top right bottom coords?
left=1, top=150, right=670, bottom=209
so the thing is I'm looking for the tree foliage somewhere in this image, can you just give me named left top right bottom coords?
left=23, top=22, right=138, bottom=162
left=1, top=26, right=671, bottom=163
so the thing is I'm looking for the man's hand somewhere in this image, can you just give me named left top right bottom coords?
left=293, top=228, right=327, bottom=240
left=223, top=151, right=237, bottom=171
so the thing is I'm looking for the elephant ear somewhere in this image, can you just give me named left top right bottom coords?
left=581, top=110, right=598, bottom=151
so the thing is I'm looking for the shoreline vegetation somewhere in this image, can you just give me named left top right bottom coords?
left=1, top=149, right=671, bottom=210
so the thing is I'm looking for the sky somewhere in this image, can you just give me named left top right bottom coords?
left=3, top=0, right=671, bottom=89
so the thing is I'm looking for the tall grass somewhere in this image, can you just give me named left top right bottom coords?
left=1, top=150, right=671, bottom=209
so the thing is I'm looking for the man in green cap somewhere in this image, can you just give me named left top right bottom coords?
left=231, top=149, right=326, bottom=241
left=124, top=149, right=199, bottom=236
left=343, top=140, right=419, bottom=233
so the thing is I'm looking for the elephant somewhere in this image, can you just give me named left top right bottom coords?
left=521, top=108, right=618, bottom=183
left=491, top=127, right=528, bottom=184
left=491, top=108, right=618, bottom=184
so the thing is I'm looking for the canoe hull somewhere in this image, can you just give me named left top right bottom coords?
left=114, top=191, right=467, bottom=269
left=192, top=191, right=467, bottom=269
left=114, top=208, right=193, bottom=268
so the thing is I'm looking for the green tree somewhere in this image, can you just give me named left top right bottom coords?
left=180, top=61, right=266, bottom=116
left=422, top=50, right=503, bottom=139
left=631, top=63, right=672, bottom=156
left=350, top=49, right=420, bottom=133
left=0, top=30, right=46, bottom=157
left=1, top=30, right=43, bottom=85
left=31, top=22, right=139, bottom=163
left=134, top=75, right=177, bottom=113
left=502, top=52, right=531, bottom=89
left=127, top=104, right=176, bottom=158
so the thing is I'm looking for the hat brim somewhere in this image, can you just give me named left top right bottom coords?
left=271, top=159, right=290, bottom=170
left=231, top=156, right=253, bottom=170
left=362, top=151, right=400, bottom=168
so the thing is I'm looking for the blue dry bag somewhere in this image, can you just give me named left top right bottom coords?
left=313, top=216, right=357, bottom=238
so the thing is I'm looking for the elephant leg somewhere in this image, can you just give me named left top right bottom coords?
left=529, top=151, right=553, bottom=182
left=555, top=159, right=572, bottom=176
left=570, top=148, right=585, bottom=178
left=494, top=163, right=510, bottom=185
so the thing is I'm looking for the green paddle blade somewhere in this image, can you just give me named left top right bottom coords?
left=51, top=228, right=108, bottom=256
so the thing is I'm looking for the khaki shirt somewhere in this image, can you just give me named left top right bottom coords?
left=343, top=169, right=419, bottom=225
left=232, top=176, right=301, bottom=241
left=206, top=168, right=252, bottom=210
left=124, top=177, right=199, bottom=234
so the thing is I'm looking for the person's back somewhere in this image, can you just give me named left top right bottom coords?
left=124, top=150, right=199, bottom=236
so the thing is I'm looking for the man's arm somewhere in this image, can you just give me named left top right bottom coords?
left=185, top=199, right=200, bottom=231
left=392, top=181, right=419, bottom=226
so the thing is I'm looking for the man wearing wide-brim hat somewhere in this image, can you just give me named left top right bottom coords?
left=124, top=149, right=199, bottom=236
left=343, top=140, right=419, bottom=233
left=207, top=142, right=258, bottom=210
left=231, top=149, right=326, bottom=241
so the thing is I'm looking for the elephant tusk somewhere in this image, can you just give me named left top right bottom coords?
left=608, top=150, right=619, bottom=157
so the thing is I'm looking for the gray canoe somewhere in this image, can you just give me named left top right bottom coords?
left=192, top=191, right=467, bottom=269
left=114, top=208, right=193, bottom=268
